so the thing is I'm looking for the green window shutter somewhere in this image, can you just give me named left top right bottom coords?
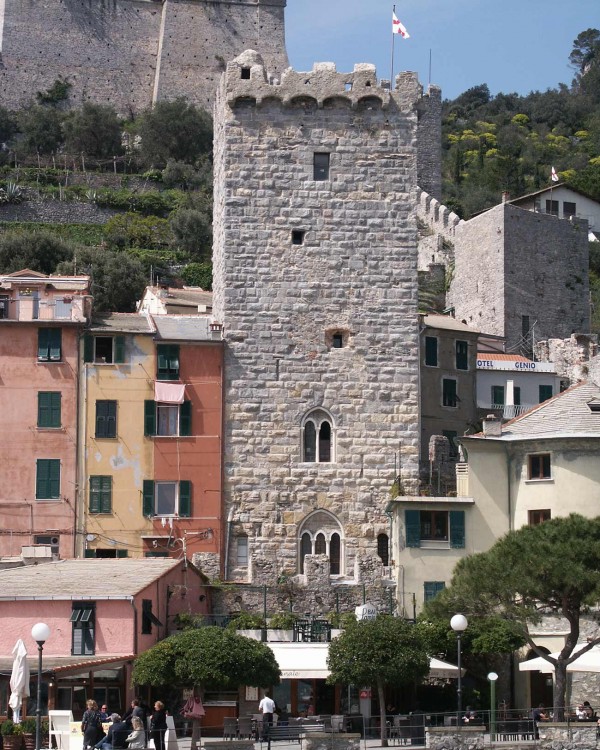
left=50, top=392, right=61, bottom=427
left=539, top=384, right=553, bottom=403
left=83, top=334, right=94, bottom=363
left=37, top=459, right=60, bottom=499
left=425, top=336, right=438, bottom=366
left=101, top=476, right=112, bottom=513
left=114, top=336, right=125, bottom=364
left=49, top=459, right=60, bottom=497
left=405, top=509, right=421, bottom=548
left=180, top=400, right=192, bottom=436
left=116, top=549, right=129, bottom=558
left=84, top=549, right=96, bottom=558
left=36, top=460, right=48, bottom=499
left=38, top=392, right=50, bottom=427
left=144, top=400, right=156, bottom=436
left=178, top=480, right=191, bottom=518
left=449, top=510, right=465, bottom=548
left=143, top=480, right=155, bottom=517
left=49, top=329, right=61, bottom=361
left=424, top=581, right=445, bottom=602
left=89, top=476, right=100, bottom=513
left=38, top=329, right=49, bottom=360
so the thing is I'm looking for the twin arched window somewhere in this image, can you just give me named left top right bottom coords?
left=303, top=409, right=334, bottom=463
left=299, top=510, right=343, bottom=575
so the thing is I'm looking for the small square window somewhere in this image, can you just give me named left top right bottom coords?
left=313, top=153, right=330, bottom=181
left=332, top=333, right=344, bottom=349
left=529, top=509, right=551, bottom=525
left=241, top=67, right=251, bottom=80
left=528, top=453, right=551, bottom=480
left=291, top=230, right=306, bottom=245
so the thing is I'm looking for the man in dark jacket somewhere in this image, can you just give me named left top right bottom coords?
left=95, top=714, right=129, bottom=750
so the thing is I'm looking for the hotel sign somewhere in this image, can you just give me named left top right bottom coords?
left=476, top=359, right=556, bottom=373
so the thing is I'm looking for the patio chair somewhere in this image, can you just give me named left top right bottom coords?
left=223, top=717, right=238, bottom=740
left=238, top=717, right=253, bottom=740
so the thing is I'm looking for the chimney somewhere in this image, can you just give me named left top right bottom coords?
left=502, top=191, right=510, bottom=203
left=483, top=414, right=502, bottom=437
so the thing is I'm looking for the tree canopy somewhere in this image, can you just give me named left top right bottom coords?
left=132, top=626, right=281, bottom=690
left=327, top=616, right=430, bottom=745
left=423, top=514, right=600, bottom=718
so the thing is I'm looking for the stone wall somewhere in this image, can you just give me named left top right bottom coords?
left=0, top=0, right=289, bottom=115
left=0, top=200, right=117, bottom=224
left=212, top=52, right=425, bottom=589
left=448, top=204, right=590, bottom=351
left=415, top=86, right=442, bottom=201
left=535, top=334, right=598, bottom=386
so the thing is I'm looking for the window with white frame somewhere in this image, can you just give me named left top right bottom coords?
left=302, top=408, right=334, bottom=462
left=236, top=535, right=249, bottom=567
left=298, top=510, right=343, bottom=575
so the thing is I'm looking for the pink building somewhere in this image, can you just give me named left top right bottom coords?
left=0, top=270, right=91, bottom=559
left=0, top=558, right=209, bottom=719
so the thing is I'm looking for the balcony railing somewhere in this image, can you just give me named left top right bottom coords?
left=481, top=403, right=535, bottom=419
left=1, top=296, right=87, bottom=322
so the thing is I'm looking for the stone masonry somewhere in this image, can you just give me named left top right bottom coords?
left=447, top=203, right=590, bottom=353
left=0, top=0, right=289, bottom=114
left=211, top=51, right=438, bottom=595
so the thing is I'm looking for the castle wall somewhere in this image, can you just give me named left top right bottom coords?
left=447, top=203, right=506, bottom=337
left=0, top=0, right=288, bottom=114
left=212, top=53, right=424, bottom=587
left=449, top=204, right=590, bottom=353
left=416, top=88, right=442, bottom=201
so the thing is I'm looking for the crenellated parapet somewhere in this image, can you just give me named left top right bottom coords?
left=221, top=50, right=428, bottom=112
left=416, top=187, right=463, bottom=272
left=417, top=187, right=463, bottom=238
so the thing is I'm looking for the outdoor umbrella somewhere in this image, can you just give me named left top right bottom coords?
left=9, top=638, right=30, bottom=723
left=519, top=644, right=600, bottom=673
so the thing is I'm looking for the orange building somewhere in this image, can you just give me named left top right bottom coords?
left=0, top=270, right=91, bottom=559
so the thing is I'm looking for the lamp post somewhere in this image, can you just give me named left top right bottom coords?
left=487, top=672, right=498, bottom=741
left=450, top=614, right=468, bottom=725
left=31, top=623, right=51, bottom=750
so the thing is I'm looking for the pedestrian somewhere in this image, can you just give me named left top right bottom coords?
left=150, top=701, right=168, bottom=750
left=258, top=692, right=275, bottom=739
left=82, top=700, right=105, bottom=750
left=99, top=705, right=110, bottom=722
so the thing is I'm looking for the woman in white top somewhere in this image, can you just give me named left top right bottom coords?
left=126, top=717, right=146, bottom=748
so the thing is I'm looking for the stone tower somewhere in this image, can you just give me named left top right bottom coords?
left=0, top=0, right=288, bottom=113
left=212, top=50, right=438, bottom=594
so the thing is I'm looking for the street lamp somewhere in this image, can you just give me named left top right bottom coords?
left=487, top=672, right=498, bottom=741
left=31, top=623, right=51, bottom=750
left=450, top=614, right=468, bottom=724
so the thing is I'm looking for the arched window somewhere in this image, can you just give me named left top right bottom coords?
left=377, top=533, right=389, bottom=566
left=298, top=510, right=344, bottom=576
left=302, top=409, right=335, bottom=463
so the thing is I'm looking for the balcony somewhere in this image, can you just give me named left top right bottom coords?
left=0, top=294, right=87, bottom=323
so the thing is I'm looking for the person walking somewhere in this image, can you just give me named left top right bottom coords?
left=82, top=700, right=105, bottom=750
left=258, top=692, right=275, bottom=739
left=150, top=701, right=168, bottom=750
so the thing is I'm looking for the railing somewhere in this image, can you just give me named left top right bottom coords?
left=481, top=403, right=535, bottom=419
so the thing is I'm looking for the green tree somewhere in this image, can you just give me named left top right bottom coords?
left=569, top=29, right=600, bottom=77
left=137, top=99, right=213, bottom=168
left=63, top=103, right=124, bottom=159
left=57, top=246, right=146, bottom=312
left=17, top=105, right=64, bottom=155
left=181, top=262, right=212, bottom=290
left=169, top=208, right=212, bottom=257
left=327, top=616, right=430, bottom=745
left=132, top=626, right=280, bottom=690
left=104, top=213, right=171, bottom=250
left=0, top=231, right=74, bottom=274
left=423, top=515, right=600, bottom=719
left=0, top=106, right=19, bottom=145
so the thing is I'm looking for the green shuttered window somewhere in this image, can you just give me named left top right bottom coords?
left=156, top=344, right=180, bottom=380
left=89, top=475, right=112, bottom=514
left=145, top=400, right=192, bottom=437
left=36, top=459, right=60, bottom=499
left=38, top=328, right=61, bottom=361
left=38, top=392, right=61, bottom=428
left=95, top=400, right=117, bottom=438
left=142, top=480, right=192, bottom=518
left=404, top=509, right=465, bottom=548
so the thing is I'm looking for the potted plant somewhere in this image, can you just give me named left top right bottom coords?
left=268, top=611, right=297, bottom=641
left=20, top=718, right=36, bottom=750
left=1, top=720, right=24, bottom=750
left=226, top=611, right=266, bottom=639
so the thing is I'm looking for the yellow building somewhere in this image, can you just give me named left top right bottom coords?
left=77, top=314, right=156, bottom=557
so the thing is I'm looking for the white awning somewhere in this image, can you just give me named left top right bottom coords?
left=519, top=644, right=600, bottom=674
left=267, top=643, right=463, bottom=680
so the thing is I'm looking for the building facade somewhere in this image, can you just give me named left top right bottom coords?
left=0, top=270, right=90, bottom=560
left=80, top=314, right=223, bottom=569
left=211, top=51, right=441, bottom=595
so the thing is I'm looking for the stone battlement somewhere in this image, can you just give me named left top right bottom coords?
left=223, top=50, right=430, bottom=111
left=416, top=187, right=463, bottom=238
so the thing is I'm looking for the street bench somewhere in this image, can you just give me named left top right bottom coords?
left=264, top=725, right=302, bottom=747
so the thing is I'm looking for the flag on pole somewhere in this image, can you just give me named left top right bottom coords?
left=551, top=166, right=559, bottom=182
left=392, top=11, right=410, bottom=39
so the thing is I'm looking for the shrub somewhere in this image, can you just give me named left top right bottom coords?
left=181, top=262, right=212, bottom=290
left=95, top=188, right=182, bottom=216
left=17, top=105, right=65, bottom=155
left=20, top=719, right=37, bottom=735
left=136, top=99, right=213, bottom=168
left=268, top=612, right=298, bottom=630
left=63, top=103, right=124, bottom=160
left=36, top=77, right=72, bottom=106
left=104, top=212, right=171, bottom=250
left=226, top=612, right=266, bottom=630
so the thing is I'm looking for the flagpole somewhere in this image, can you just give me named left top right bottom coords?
left=390, top=4, right=396, bottom=90
left=429, top=49, right=432, bottom=86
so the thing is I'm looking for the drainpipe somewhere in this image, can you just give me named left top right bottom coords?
left=75, top=329, right=87, bottom=557
left=504, top=444, right=513, bottom=532
left=224, top=507, right=235, bottom=580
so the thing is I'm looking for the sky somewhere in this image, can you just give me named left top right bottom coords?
left=285, top=0, right=599, bottom=101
